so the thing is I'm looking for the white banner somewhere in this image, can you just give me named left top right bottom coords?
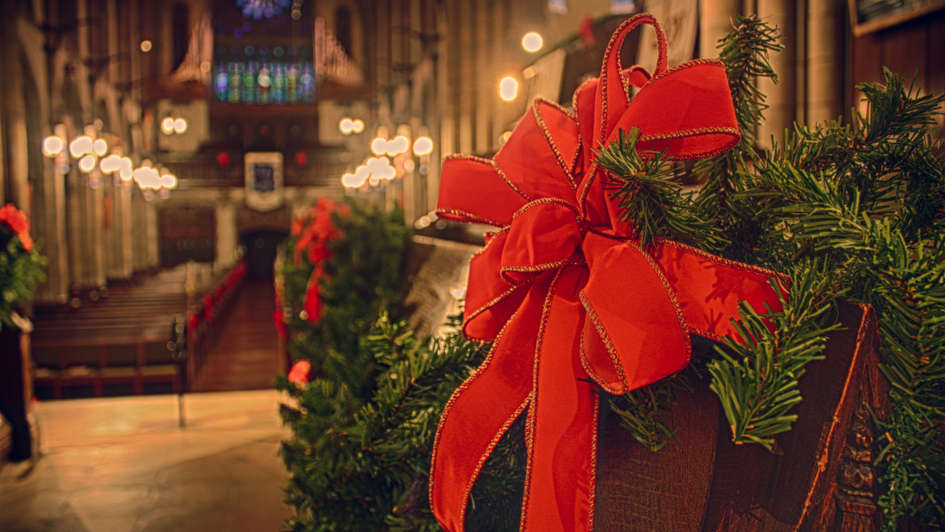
left=244, top=152, right=284, bottom=212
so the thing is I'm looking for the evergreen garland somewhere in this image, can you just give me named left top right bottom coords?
left=597, top=15, right=945, bottom=528
left=278, top=199, right=409, bottom=380
left=0, top=204, right=45, bottom=330
left=277, top=201, right=523, bottom=530
left=279, top=313, right=523, bottom=531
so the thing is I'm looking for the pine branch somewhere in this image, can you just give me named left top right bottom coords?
left=596, top=128, right=726, bottom=251
left=750, top=69, right=945, bottom=525
left=609, top=370, right=694, bottom=451
left=693, top=14, right=781, bottom=197
left=707, top=261, right=838, bottom=450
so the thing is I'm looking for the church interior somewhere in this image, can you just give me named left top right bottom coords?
left=1, top=0, right=943, bottom=530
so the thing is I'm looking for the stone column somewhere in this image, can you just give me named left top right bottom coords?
left=215, top=201, right=238, bottom=267
left=492, top=0, right=516, bottom=145
left=145, top=201, right=159, bottom=269
left=132, top=188, right=148, bottom=272
left=106, top=180, right=135, bottom=279
left=433, top=1, right=457, bottom=208
left=34, top=142, right=71, bottom=303
left=0, top=20, right=31, bottom=212
left=699, top=0, right=741, bottom=58
left=458, top=0, right=476, bottom=154
left=103, top=179, right=118, bottom=278
left=66, top=165, right=87, bottom=292
left=757, top=0, right=796, bottom=147
left=474, top=0, right=492, bottom=154
left=0, top=70, right=5, bottom=206
left=87, top=171, right=107, bottom=290
left=806, top=0, right=843, bottom=124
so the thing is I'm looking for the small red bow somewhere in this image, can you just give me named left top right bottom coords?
left=292, top=198, right=348, bottom=323
left=430, top=14, right=784, bottom=531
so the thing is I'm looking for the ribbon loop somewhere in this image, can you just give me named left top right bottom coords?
left=594, top=13, right=668, bottom=145
left=609, top=60, right=740, bottom=160
left=496, top=100, right=583, bottom=199
left=438, top=155, right=528, bottom=226
left=501, top=199, right=582, bottom=284
left=579, top=233, right=691, bottom=394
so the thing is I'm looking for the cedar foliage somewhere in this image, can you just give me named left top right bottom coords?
left=598, top=15, right=945, bottom=528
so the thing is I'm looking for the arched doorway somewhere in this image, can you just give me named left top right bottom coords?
left=239, top=229, right=287, bottom=280
left=236, top=205, right=290, bottom=279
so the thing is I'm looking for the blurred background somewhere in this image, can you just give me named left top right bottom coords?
left=0, top=0, right=942, bottom=530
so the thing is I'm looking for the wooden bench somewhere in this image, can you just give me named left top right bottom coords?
left=184, top=261, right=247, bottom=384
left=31, top=261, right=246, bottom=399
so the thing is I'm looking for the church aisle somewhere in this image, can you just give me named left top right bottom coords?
left=0, top=390, right=290, bottom=532
left=193, top=279, right=284, bottom=393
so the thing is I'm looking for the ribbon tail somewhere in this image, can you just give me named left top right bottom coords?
left=303, top=269, right=322, bottom=323
left=521, top=265, right=597, bottom=532
left=430, top=277, right=552, bottom=531
left=652, top=241, right=785, bottom=341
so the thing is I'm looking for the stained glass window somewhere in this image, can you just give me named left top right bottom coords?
left=212, top=44, right=315, bottom=104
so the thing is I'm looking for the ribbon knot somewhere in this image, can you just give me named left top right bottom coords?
left=430, top=14, right=785, bottom=531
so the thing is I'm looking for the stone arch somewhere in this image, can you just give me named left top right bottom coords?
left=321, top=0, right=365, bottom=68
left=15, top=15, right=50, bottom=128
left=20, top=51, right=45, bottom=198
left=236, top=205, right=291, bottom=279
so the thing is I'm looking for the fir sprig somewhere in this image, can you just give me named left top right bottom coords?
left=692, top=15, right=781, bottom=197
left=599, top=15, right=945, bottom=527
left=0, top=227, right=46, bottom=329
left=608, top=370, right=694, bottom=451
left=707, top=262, right=838, bottom=450
left=596, top=127, right=726, bottom=251
left=279, top=310, right=523, bottom=531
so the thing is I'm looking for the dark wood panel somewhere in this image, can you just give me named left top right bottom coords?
left=851, top=9, right=945, bottom=138
left=158, top=207, right=216, bottom=267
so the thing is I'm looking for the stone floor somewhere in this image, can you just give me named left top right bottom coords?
left=0, top=390, right=292, bottom=532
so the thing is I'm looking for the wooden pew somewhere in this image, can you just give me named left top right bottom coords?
left=31, top=261, right=246, bottom=399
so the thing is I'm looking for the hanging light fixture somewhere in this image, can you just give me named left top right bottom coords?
left=521, top=32, right=544, bottom=53
left=412, top=136, right=434, bottom=156
left=499, top=76, right=519, bottom=101
left=78, top=154, right=97, bottom=173
left=387, top=135, right=410, bottom=156
left=92, top=138, right=108, bottom=156
left=371, top=136, right=388, bottom=156
left=118, top=157, right=134, bottom=181
left=99, top=154, right=122, bottom=173
left=42, top=136, right=65, bottom=158
left=161, top=117, right=175, bottom=135
left=69, top=136, right=94, bottom=158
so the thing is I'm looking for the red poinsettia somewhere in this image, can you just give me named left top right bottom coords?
left=0, top=204, right=33, bottom=252
left=287, top=359, right=312, bottom=387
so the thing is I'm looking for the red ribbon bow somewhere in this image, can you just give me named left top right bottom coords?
left=430, top=14, right=785, bottom=531
left=292, top=198, right=348, bottom=323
